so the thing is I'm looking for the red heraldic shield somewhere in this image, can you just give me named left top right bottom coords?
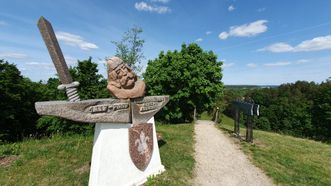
left=129, top=123, right=154, bottom=171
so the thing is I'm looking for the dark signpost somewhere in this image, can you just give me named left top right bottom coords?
left=232, top=99, right=259, bottom=143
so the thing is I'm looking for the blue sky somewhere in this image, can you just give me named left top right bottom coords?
left=1, top=0, right=331, bottom=85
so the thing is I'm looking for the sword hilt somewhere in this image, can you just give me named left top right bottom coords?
left=58, top=81, right=80, bottom=102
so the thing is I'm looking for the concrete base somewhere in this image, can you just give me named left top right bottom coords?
left=88, top=117, right=165, bottom=186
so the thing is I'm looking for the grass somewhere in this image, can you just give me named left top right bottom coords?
left=0, top=123, right=195, bottom=186
left=219, top=114, right=331, bottom=186
left=146, top=123, right=195, bottom=185
left=0, top=134, right=93, bottom=186
left=199, top=111, right=213, bottom=120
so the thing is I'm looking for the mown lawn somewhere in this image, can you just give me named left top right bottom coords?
left=146, top=123, right=195, bottom=185
left=0, top=134, right=93, bottom=186
left=0, top=123, right=195, bottom=186
left=219, top=114, right=331, bottom=186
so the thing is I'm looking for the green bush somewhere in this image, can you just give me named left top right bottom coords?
left=255, top=117, right=271, bottom=130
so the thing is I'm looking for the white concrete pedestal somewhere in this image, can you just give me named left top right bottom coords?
left=88, top=117, right=165, bottom=186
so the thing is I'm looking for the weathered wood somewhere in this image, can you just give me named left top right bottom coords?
left=232, top=101, right=254, bottom=116
left=232, top=100, right=259, bottom=142
left=214, top=107, right=219, bottom=123
left=35, top=96, right=169, bottom=124
left=38, top=16, right=72, bottom=84
left=131, top=96, right=169, bottom=125
left=245, top=115, right=253, bottom=143
left=232, top=100, right=259, bottom=116
left=234, top=109, right=240, bottom=136
left=38, top=16, right=80, bottom=102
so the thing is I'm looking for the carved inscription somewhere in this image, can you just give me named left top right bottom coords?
left=136, top=97, right=165, bottom=113
left=140, top=102, right=159, bottom=112
left=88, top=103, right=129, bottom=113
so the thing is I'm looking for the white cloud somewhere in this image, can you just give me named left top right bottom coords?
left=295, top=59, right=309, bottom=64
left=259, top=35, right=331, bottom=53
left=258, top=42, right=294, bottom=53
left=206, top=31, right=212, bottom=35
left=228, top=5, right=235, bottom=12
left=219, top=32, right=229, bottom=40
left=25, top=62, right=54, bottom=70
left=26, top=62, right=40, bottom=65
left=295, top=35, right=331, bottom=52
left=247, top=63, right=257, bottom=68
left=135, top=1, right=171, bottom=14
left=150, top=0, right=170, bottom=3
left=259, top=59, right=309, bottom=68
left=0, top=52, right=27, bottom=59
left=264, top=61, right=291, bottom=67
left=195, top=38, right=203, bottom=42
left=257, top=8, right=266, bottom=12
left=219, top=20, right=268, bottom=40
left=223, top=63, right=235, bottom=68
left=55, top=32, right=98, bottom=51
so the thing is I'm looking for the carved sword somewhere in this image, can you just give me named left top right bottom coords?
left=37, top=16, right=80, bottom=102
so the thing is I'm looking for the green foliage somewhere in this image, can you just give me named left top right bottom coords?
left=221, top=87, right=249, bottom=116
left=70, top=57, right=109, bottom=100
left=112, top=26, right=144, bottom=73
left=312, top=78, right=331, bottom=140
left=36, top=116, right=93, bottom=135
left=0, top=60, right=44, bottom=142
left=40, top=77, right=66, bottom=101
left=219, top=114, right=331, bottom=186
left=255, top=116, right=271, bottom=130
left=144, top=43, right=224, bottom=123
left=238, top=80, right=331, bottom=141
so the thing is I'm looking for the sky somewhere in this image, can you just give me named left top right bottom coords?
left=1, top=0, right=331, bottom=85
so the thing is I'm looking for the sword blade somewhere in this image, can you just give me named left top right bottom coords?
left=37, top=16, right=73, bottom=84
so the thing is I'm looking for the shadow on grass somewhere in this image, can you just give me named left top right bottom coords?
left=158, top=139, right=167, bottom=148
left=219, top=126, right=233, bottom=135
left=219, top=125, right=248, bottom=142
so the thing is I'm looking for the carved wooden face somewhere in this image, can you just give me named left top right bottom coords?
left=115, top=65, right=136, bottom=89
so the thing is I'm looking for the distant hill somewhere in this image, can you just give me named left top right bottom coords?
left=224, top=85, right=279, bottom=89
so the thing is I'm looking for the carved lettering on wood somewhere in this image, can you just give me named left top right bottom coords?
left=87, top=103, right=129, bottom=114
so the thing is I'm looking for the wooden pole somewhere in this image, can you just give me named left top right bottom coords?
left=234, top=109, right=240, bottom=136
left=214, top=107, right=219, bottom=123
left=246, top=115, right=253, bottom=143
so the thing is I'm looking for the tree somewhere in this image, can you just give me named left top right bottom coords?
left=70, top=57, right=108, bottom=99
left=111, top=26, right=144, bottom=73
left=312, top=78, right=331, bottom=140
left=143, top=43, right=224, bottom=123
left=0, top=60, right=43, bottom=142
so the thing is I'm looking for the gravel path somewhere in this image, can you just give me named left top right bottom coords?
left=193, top=120, right=274, bottom=186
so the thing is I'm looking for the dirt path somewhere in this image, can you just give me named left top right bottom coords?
left=193, top=120, right=274, bottom=186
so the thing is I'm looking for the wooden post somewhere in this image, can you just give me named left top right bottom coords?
left=193, top=107, right=197, bottom=121
left=214, top=107, right=219, bottom=123
left=246, top=115, right=253, bottom=143
left=234, top=109, right=240, bottom=136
